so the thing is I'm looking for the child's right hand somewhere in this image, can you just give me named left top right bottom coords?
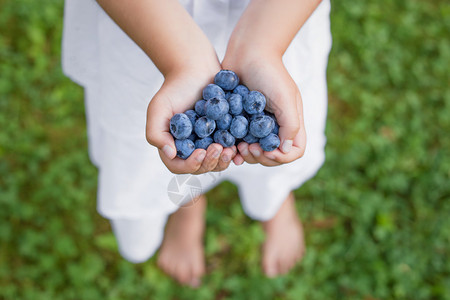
left=146, top=65, right=238, bottom=175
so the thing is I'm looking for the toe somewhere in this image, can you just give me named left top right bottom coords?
left=189, top=277, right=201, bottom=288
left=262, top=252, right=278, bottom=278
left=189, top=254, right=205, bottom=288
left=280, top=252, right=296, bottom=275
left=191, top=259, right=205, bottom=279
left=175, top=263, right=192, bottom=285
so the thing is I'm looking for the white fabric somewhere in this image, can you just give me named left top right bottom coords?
left=62, top=0, right=332, bottom=224
left=111, top=215, right=168, bottom=263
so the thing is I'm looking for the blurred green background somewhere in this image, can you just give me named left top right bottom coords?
left=1, top=0, right=449, bottom=299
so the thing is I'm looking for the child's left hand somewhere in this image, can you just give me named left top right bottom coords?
left=222, top=50, right=306, bottom=167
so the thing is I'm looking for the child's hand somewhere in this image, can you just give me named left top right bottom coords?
left=222, top=52, right=306, bottom=167
left=146, top=66, right=238, bottom=174
left=220, top=0, right=322, bottom=167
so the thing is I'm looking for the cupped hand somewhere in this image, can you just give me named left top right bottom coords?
left=222, top=52, right=306, bottom=167
left=146, top=65, right=237, bottom=174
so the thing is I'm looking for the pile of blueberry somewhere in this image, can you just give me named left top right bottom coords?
left=169, top=70, right=280, bottom=159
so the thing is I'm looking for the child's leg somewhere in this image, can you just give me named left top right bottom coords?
left=110, top=214, right=168, bottom=264
left=157, top=195, right=207, bottom=288
left=260, top=192, right=305, bottom=277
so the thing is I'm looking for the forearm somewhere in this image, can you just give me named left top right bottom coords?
left=96, top=0, right=218, bottom=77
left=226, top=0, right=322, bottom=58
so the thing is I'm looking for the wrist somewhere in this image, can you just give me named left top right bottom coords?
left=165, top=56, right=221, bottom=84
left=160, top=40, right=220, bottom=79
left=224, top=33, right=282, bottom=65
left=222, top=40, right=282, bottom=83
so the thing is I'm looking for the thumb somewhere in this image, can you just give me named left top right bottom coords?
left=272, top=97, right=301, bottom=154
left=145, top=95, right=177, bottom=159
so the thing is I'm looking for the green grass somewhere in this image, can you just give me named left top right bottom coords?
left=1, top=0, right=449, bottom=299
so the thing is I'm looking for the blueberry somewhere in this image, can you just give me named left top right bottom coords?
left=175, top=139, right=195, bottom=159
left=213, top=130, right=235, bottom=148
left=203, top=84, right=225, bottom=100
left=249, top=115, right=275, bottom=138
left=243, top=133, right=259, bottom=144
left=225, top=91, right=232, bottom=100
left=228, top=93, right=243, bottom=115
left=259, top=133, right=280, bottom=152
left=195, top=100, right=207, bottom=116
left=233, top=85, right=249, bottom=98
left=250, top=111, right=265, bottom=121
left=272, top=122, right=279, bottom=135
left=214, top=70, right=239, bottom=91
left=187, top=133, right=197, bottom=141
left=184, top=109, right=198, bottom=126
left=238, top=110, right=250, bottom=120
left=216, top=113, right=232, bottom=130
left=170, top=113, right=193, bottom=139
left=205, top=97, right=229, bottom=120
left=230, top=115, right=249, bottom=139
left=195, top=136, right=214, bottom=150
left=244, top=91, right=266, bottom=114
left=262, top=112, right=279, bottom=133
left=194, top=116, right=216, bottom=138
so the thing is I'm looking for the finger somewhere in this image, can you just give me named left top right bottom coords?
left=159, top=148, right=206, bottom=174
left=233, top=153, right=244, bottom=166
left=192, top=144, right=222, bottom=175
left=275, top=92, right=302, bottom=155
left=146, top=94, right=178, bottom=159
left=213, top=146, right=236, bottom=172
left=262, top=121, right=306, bottom=164
left=248, top=143, right=280, bottom=167
left=237, top=142, right=258, bottom=164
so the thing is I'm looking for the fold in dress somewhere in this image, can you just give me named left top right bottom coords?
left=62, top=0, right=332, bottom=222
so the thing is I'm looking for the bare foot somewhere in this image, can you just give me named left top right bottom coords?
left=261, top=192, right=305, bottom=277
left=157, top=195, right=206, bottom=287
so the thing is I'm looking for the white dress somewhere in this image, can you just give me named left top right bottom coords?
left=62, top=0, right=332, bottom=261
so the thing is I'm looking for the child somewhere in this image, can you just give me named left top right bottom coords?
left=62, top=0, right=331, bottom=288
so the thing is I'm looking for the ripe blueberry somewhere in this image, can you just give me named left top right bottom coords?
left=170, top=113, right=193, bottom=139
left=233, top=85, right=249, bottom=98
left=230, top=115, right=249, bottom=139
left=195, top=100, right=207, bottom=116
left=194, top=116, right=216, bottom=138
left=249, top=115, right=275, bottom=138
left=213, top=130, right=235, bottom=148
left=175, top=139, right=195, bottom=159
left=203, top=84, right=225, bottom=101
left=228, top=93, right=243, bottom=115
left=205, top=97, right=229, bottom=120
left=195, top=136, right=214, bottom=150
left=244, top=91, right=266, bottom=114
left=259, top=133, right=280, bottom=152
left=214, top=70, right=239, bottom=91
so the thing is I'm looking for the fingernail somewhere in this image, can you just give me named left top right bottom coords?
left=241, top=147, right=249, bottom=156
left=162, top=145, right=175, bottom=158
left=196, top=151, right=206, bottom=162
left=251, top=148, right=261, bottom=157
left=222, top=154, right=230, bottom=162
left=189, top=278, right=201, bottom=288
left=213, top=150, right=221, bottom=158
left=281, top=140, right=293, bottom=153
